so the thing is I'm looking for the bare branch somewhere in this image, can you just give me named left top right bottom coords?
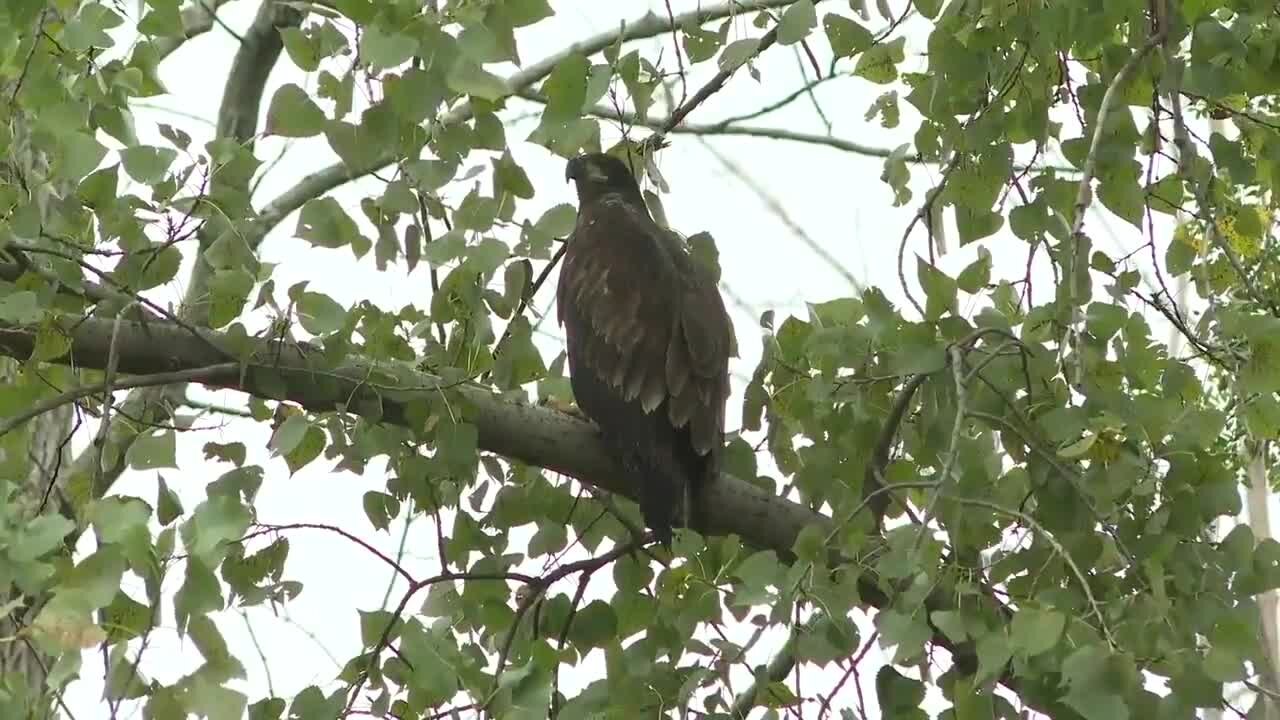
left=1068, top=35, right=1165, bottom=242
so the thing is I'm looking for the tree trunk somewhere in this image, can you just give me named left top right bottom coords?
left=1, top=10, right=77, bottom=714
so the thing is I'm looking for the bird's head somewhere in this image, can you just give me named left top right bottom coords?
left=565, top=153, right=644, bottom=205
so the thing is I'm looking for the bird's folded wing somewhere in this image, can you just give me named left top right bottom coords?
left=558, top=204, right=733, bottom=457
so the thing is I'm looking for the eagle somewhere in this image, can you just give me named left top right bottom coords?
left=557, top=152, right=735, bottom=545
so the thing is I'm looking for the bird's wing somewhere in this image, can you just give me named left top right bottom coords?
left=558, top=201, right=680, bottom=416
left=558, top=200, right=733, bottom=458
left=666, top=256, right=735, bottom=456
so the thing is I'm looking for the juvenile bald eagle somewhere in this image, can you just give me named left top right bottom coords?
left=558, top=153, right=735, bottom=545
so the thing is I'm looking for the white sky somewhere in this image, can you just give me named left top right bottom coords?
left=55, top=1, right=1254, bottom=717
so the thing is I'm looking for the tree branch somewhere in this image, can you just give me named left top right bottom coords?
left=58, top=0, right=304, bottom=510
left=152, top=0, right=237, bottom=62
left=0, top=363, right=238, bottom=440
left=0, top=314, right=1037, bottom=706
left=252, top=0, right=820, bottom=239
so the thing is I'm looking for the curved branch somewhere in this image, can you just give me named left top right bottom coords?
left=252, top=0, right=819, bottom=237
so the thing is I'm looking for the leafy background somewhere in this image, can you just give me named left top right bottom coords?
left=1, top=0, right=1280, bottom=718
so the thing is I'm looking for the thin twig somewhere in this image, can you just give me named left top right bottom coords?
left=520, top=94, right=1078, bottom=173
left=0, top=363, right=238, bottom=439
left=944, top=495, right=1117, bottom=650
left=485, top=539, right=647, bottom=712
left=254, top=0, right=817, bottom=236
left=700, top=139, right=862, bottom=291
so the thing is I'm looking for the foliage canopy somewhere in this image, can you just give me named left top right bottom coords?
left=2, top=0, right=1280, bottom=718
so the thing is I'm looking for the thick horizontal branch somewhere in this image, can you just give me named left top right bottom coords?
left=0, top=316, right=823, bottom=556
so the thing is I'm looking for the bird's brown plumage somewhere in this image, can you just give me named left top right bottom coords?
left=557, top=152, right=735, bottom=544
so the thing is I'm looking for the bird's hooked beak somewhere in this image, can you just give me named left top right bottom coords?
left=565, top=156, right=583, bottom=183
left=563, top=155, right=601, bottom=183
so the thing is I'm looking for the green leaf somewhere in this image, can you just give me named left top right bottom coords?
left=400, top=621, right=459, bottom=703
left=126, top=431, right=177, bottom=470
left=88, top=497, right=151, bottom=544
left=9, top=514, right=74, bottom=562
left=542, top=53, right=589, bottom=120
left=249, top=698, right=286, bottom=720
left=1009, top=608, right=1065, bottom=656
left=916, top=257, right=957, bottom=320
left=63, top=549, right=128, bottom=611
left=283, top=426, right=326, bottom=476
left=119, top=145, right=176, bottom=185
left=528, top=522, right=568, bottom=557
left=1203, top=644, right=1246, bottom=682
left=208, top=268, right=254, bottom=329
left=914, top=0, right=942, bottom=19
left=1097, top=162, right=1144, bottom=229
left=447, top=57, right=509, bottom=101
left=929, top=610, right=969, bottom=643
left=358, top=25, right=416, bottom=70
left=881, top=143, right=913, bottom=205
left=501, top=659, right=552, bottom=720
left=0, top=291, right=42, bottom=323
left=268, top=413, right=308, bottom=457
left=955, top=205, right=1004, bottom=244
left=265, top=83, right=326, bottom=137
left=974, top=629, right=1012, bottom=684
left=874, top=609, right=930, bottom=663
left=1061, top=645, right=1129, bottom=720
left=734, top=550, right=781, bottom=589
left=296, top=197, right=363, bottom=251
left=437, top=421, right=479, bottom=483
left=876, top=666, right=926, bottom=710
left=777, top=0, right=817, bottom=45
left=956, top=246, right=992, bottom=293
left=295, top=290, right=346, bottom=335
left=182, top=495, right=251, bottom=563
left=279, top=27, right=320, bottom=71
left=188, top=677, right=247, bottom=720
left=157, top=475, right=184, bottom=525
left=718, top=38, right=760, bottom=72
left=1145, top=173, right=1183, bottom=214
left=854, top=36, right=905, bottom=84
left=54, top=132, right=108, bottom=181
left=568, top=600, right=617, bottom=649
left=102, top=592, right=150, bottom=645
left=362, top=491, right=400, bottom=532
left=64, top=3, right=121, bottom=51
left=504, top=0, right=553, bottom=26
left=682, top=24, right=723, bottom=63
left=824, top=14, right=872, bottom=57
